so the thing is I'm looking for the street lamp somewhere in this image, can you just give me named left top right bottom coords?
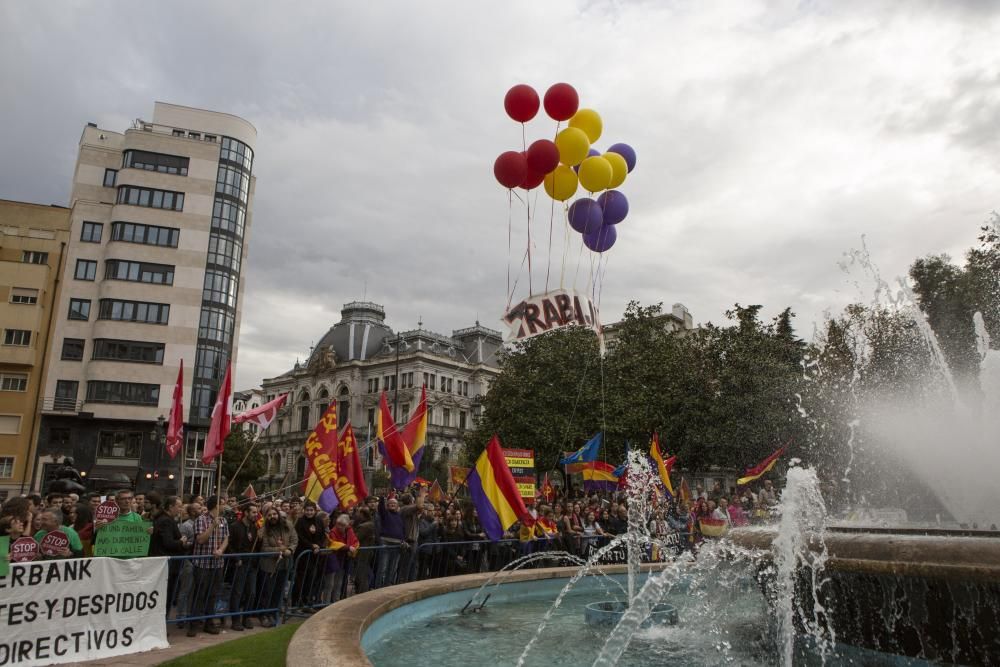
left=147, top=415, right=166, bottom=491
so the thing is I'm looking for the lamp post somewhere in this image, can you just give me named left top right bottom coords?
left=148, top=415, right=166, bottom=492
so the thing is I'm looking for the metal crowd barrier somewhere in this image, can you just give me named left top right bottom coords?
left=163, top=530, right=693, bottom=627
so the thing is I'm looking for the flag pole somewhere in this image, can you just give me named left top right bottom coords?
left=225, top=428, right=265, bottom=496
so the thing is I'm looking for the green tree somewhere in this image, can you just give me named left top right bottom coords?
left=221, top=427, right=266, bottom=495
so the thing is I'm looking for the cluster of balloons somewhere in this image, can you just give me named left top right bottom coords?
left=494, top=83, right=637, bottom=253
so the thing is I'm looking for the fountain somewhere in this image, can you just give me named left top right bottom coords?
left=287, top=248, right=1000, bottom=666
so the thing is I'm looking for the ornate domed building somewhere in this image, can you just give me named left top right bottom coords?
left=255, top=301, right=502, bottom=491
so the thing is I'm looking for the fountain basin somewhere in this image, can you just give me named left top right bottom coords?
left=584, top=600, right=678, bottom=627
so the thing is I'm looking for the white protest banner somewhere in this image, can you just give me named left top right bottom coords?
left=502, top=288, right=602, bottom=343
left=0, top=556, right=168, bottom=666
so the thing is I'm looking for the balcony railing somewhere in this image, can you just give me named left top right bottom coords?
left=41, top=397, right=84, bottom=412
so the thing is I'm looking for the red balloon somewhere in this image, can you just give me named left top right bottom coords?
left=504, top=84, right=540, bottom=123
left=526, top=139, right=560, bottom=174
left=544, top=83, right=579, bottom=121
left=520, top=168, right=546, bottom=190
left=494, top=151, right=528, bottom=189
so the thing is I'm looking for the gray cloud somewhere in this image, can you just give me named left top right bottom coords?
left=1, top=0, right=998, bottom=389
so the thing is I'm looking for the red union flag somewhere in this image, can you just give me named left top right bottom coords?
left=502, top=288, right=602, bottom=343
left=233, top=393, right=287, bottom=431
left=165, top=361, right=184, bottom=459
left=202, top=362, right=233, bottom=465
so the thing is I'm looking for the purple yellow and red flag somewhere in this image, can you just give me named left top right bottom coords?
left=378, top=387, right=429, bottom=488
left=467, top=435, right=533, bottom=541
left=581, top=461, right=619, bottom=492
left=649, top=433, right=676, bottom=497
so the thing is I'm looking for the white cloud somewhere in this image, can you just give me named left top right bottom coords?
left=0, top=0, right=997, bottom=389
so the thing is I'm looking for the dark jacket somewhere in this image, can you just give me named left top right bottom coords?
left=354, top=520, right=377, bottom=547
left=228, top=517, right=260, bottom=555
left=294, top=515, right=326, bottom=554
left=149, top=513, right=186, bottom=557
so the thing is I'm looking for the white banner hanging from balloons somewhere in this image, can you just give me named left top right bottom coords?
left=502, top=289, right=602, bottom=344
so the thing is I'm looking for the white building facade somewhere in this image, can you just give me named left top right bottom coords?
left=256, top=302, right=501, bottom=492
left=35, top=102, right=257, bottom=496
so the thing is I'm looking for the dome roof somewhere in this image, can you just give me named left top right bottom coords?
left=307, top=301, right=393, bottom=365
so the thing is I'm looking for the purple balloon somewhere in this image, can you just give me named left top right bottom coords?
left=568, top=198, right=604, bottom=235
left=583, top=224, right=617, bottom=252
left=573, top=148, right=601, bottom=173
left=607, top=143, right=637, bottom=172
left=597, top=190, right=629, bottom=225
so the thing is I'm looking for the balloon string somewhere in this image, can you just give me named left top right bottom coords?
left=508, top=246, right=530, bottom=308
left=526, top=177, right=533, bottom=297
left=545, top=193, right=555, bottom=293
left=560, top=202, right=571, bottom=290
left=506, top=189, right=513, bottom=310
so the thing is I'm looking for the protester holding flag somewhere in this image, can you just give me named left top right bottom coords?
left=323, top=512, right=359, bottom=603
left=258, top=506, right=297, bottom=627
left=376, top=486, right=426, bottom=587
left=226, top=501, right=260, bottom=631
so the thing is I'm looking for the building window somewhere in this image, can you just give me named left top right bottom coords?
left=194, top=346, right=227, bottom=379
left=198, top=307, right=233, bottom=342
left=204, top=134, right=217, bottom=143
left=401, top=403, right=410, bottom=419
left=0, top=373, right=28, bottom=392
left=172, top=129, right=185, bottom=137
left=22, top=251, right=48, bottom=265
left=116, top=186, right=184, bottom=211
left=442, top=408, right=450, bottom=427
left=206, top=235, right=242, bottom=272
left=110, top=222, right=179, bottom=248
left=216, top=164, right=251, bottom=203
left=93, top=339, right=165, bottom=364
left=74, top=259, right=97, bottom=281
left=3, top=329, right=31, bottom=346
left=459, top=411, right=468, bottom=430
left=122, top=150, right=189, bottom=176
left=299, top=406, right=311, bottom=431
left=61, top=338, right=85, bottom=361
left=211, top=200, right=246, bottom=236
left=202, top=270, right=238, bottom=308
left=54, top=380, right=79, bottom=410
left=68, top=298, right=91, bottom=320
left=98, top=299, right=170, bottom=324
left=367, top=378, right=378, bottom=394
left=103, top=169, right=117, bottom=188
left=97, top=431, right=142, bottom=459
left=429, top=374, right=436, bottom=390
left=447, top=378, right=454, bottom=393
left=220, top=136, right=254, bottom=171
left=105, top=259, right=174, bottom=285
left=367, top=408, right=376, bottom=427
left=0, top=456, right=13, bottom=478
left=10, top=288, right=38, bottom=305
left=81, top=221, right=103, bottom=243
left=86, top=380, right=159, bottom=405
left=0, top=417, right=20, bottom=436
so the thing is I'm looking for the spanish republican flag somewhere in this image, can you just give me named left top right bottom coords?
left=467, top=435, right=532, bottom=541
left=737, top=446, right=786, bottom=486
left=699, top=517, right=728, bottom=538
left=582, top=461, right=619, bottom=491
left=328, top=525, right=359, bottom=552
left=377, top=392, right=413, bottom=472
left=380, top=387, right=429, bottom=488
left=649, top=433, right=676, bottom=497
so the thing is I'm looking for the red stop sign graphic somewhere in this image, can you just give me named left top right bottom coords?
left=10, top=536, right=38, bottom=562
left=40, top=530, right=69, bottom=557
left=95, top=500, right=120, bottom=523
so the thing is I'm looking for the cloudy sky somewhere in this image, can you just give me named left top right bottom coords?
left=2, top=1, right=997, bottom=389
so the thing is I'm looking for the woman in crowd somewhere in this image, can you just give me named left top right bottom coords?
left=581, top=510, right=605, bottom=556
left=323, top=512, right=358, bottom=604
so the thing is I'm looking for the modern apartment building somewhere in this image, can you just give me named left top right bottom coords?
left=256, top=301, right=502, bottom=492
left=35, top=102, right=256, bottom=496
left=0, top=200, right=72, bottom=499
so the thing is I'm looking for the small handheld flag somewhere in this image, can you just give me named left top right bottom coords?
left=649, top=433, right=676, bottom=497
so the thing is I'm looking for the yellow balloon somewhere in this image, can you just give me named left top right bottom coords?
left=569, top=108, right=602, bottom=143
left=543, top=164, right=579, bottom=201
left=578, top=156, right=613, bottom=192
left=603, top=151, right=627, bottom=189
left=554, top=127, right=590, bottom=166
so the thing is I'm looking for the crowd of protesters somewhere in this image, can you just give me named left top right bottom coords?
left=0, top=478, right=781, bottom=634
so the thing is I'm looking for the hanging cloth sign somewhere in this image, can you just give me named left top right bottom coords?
left=502, top=289, right=602, bottom=343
